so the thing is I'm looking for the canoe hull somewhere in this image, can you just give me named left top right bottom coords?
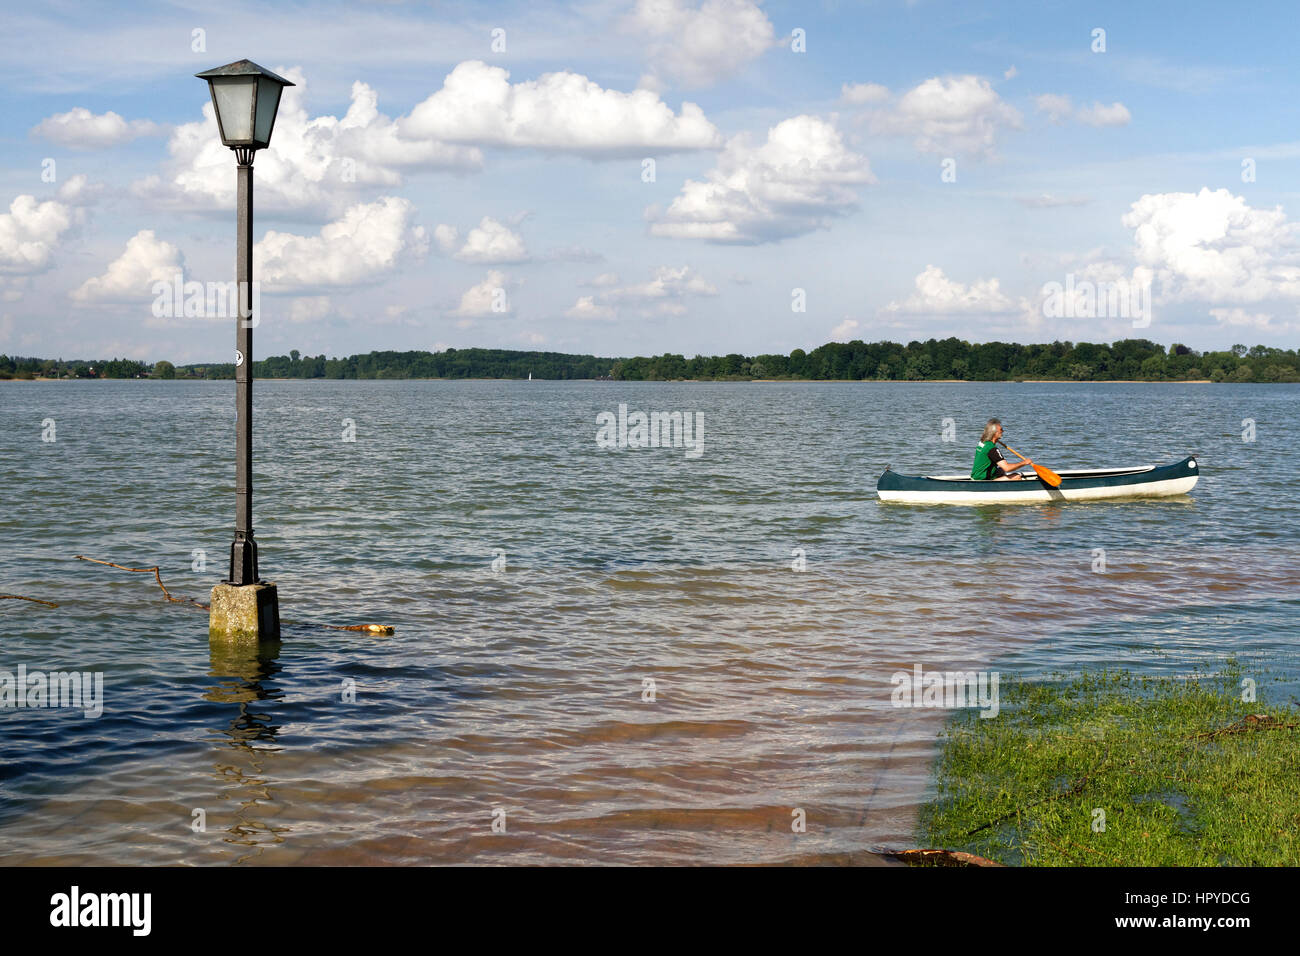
left=877, top=456, right=1198, bottom=504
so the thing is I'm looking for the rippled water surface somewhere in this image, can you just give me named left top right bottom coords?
left=1, top=380, right=1297, bottom=865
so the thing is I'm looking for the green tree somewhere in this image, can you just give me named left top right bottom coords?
left=904, top=354, right=934, bottom=380
left=154, top=360, right=176, bottom=379
left=1140, top=354, right=1167, bottom=379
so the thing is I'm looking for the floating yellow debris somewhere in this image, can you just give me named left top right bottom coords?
left=324, top=623, right=396, bottom=635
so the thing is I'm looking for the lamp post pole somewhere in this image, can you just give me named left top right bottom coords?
left=197, top=59, right=294, bottom=642
left=231, top=152, right=258, bottom=585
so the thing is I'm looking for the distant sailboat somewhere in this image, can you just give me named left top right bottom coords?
left=528, top=372, right=532, bottom=381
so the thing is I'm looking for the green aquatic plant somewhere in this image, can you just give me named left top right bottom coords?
left=919, top=664, right=1300, bottom=866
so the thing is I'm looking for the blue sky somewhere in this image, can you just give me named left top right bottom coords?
left=2, top=0, right=1298, bottom=363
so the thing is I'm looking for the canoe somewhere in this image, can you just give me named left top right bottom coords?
left=876, top=456, right=1198, bottom=504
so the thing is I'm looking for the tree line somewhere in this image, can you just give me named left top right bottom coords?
left=611, top=338, right=1300, bottom=382
left=0, top=357, right=152, bottom=379
left=3, top=339, right=1298, bottom=382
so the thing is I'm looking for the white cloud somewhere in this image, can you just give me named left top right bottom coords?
left=1018, top=193, right=1092, bottom=208
left=884, top=265, right=1024, bottom=315
left=0, top=194, right=79, bottom=275
left=566, top=265, right=716, bottom=318
left=1003, top=66, right=1018, bottom=80
left=841, top=82, right=890, bottom=105
left=1208, top=308, right=1297, bottom=334
left=1, top=277, right=31, bottom=302
left=609, top=265, right=717, bottom=301
left=288, top=296, right=333, bottom=323
left=631, top=0, right=776, bottom=89
left=649, top=115, right=874, bottom=243
left=434, top=216, right=596, bottom=264
left=453, top=270, right=513, bottom=317
left=1034, top=93, right=1074, bottom=124
left=1020, top=190, right=1300, bottom=335
left=72, top=230, right=183, bottom=302
left=1209, top=307, right=1268, bottom=328
left=541, top=243, right=603, bottom=263
left=871, top=75, right=1022, bottom=157
left=1036, top=94, right=1131, bottom=127
left=831, top=318, right=861, bottom=341
left=329, top=79, right=485, bottom=171
left=255, top=197, right=428, bottom=291
left=137, top=71, right=482, bottom=216
left=566, top=296, right=617, bottom=320
left=136, top=61, right=720, bottom=217
left=435, top=216, right=530, bottom=264
left=1076, top=101, right=1132, bottom=127
left=433, top=224, right=459, bottom=255
left=32, top=107, right=162, bottom=148
left=1122, top=188, right=1300, bottom=304
left=400, top=60, right=721, bottom=156
left=55, top=174, right=103, bottom=206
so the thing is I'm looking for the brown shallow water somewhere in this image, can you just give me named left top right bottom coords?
left=1, top=380, right=1297, bottom=864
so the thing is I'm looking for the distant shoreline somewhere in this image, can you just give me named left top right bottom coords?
left=747, top=378, right=1218, bottom=384
left=1, top=376, right=1226, bottom=384
left=6, top=340, right=1295, bottom=383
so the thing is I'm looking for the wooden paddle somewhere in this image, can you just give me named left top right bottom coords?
left=997, top=440, right=1062, bottom=487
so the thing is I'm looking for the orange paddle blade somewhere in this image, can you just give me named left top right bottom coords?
left=1032, top=463, right=1062, bottom=487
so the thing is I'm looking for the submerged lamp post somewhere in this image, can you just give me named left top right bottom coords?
left=197, top=59, right=294, bottom=642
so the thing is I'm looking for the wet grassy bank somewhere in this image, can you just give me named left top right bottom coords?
left=919, top=665, right=1300, bottom=865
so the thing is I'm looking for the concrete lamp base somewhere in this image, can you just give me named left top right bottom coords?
left=210, top=582, right=281, bottom=642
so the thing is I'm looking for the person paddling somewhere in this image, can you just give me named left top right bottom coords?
left=971, top=419, right=1035, bottom=481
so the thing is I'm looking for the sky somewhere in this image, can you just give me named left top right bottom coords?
left=2, top=0, right=1299, bottom=364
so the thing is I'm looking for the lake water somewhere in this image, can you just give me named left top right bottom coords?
left=1, top=379, right=1298, bottom=865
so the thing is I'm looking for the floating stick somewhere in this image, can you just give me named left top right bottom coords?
left=74, top=555, right=394, bottom=634
left=0, top=594, right=59, bottom=608
left=74, top=555, right=206, bottom=607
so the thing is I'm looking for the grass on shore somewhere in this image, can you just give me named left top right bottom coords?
left=918, top=665, right=1300, bottom=865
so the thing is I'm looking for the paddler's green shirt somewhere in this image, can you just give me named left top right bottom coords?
left=971, top=440, right=1003, bottom=480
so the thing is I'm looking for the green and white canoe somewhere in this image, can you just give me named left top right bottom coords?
left=876, top=456, right=1199, bottom=504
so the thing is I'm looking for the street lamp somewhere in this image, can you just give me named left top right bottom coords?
left=197, top=59, right=294, bottom=642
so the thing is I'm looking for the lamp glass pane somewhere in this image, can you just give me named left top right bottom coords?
left=211, top=77, right=255, bottom=143
left=254, top=77, right=284, bottom=145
